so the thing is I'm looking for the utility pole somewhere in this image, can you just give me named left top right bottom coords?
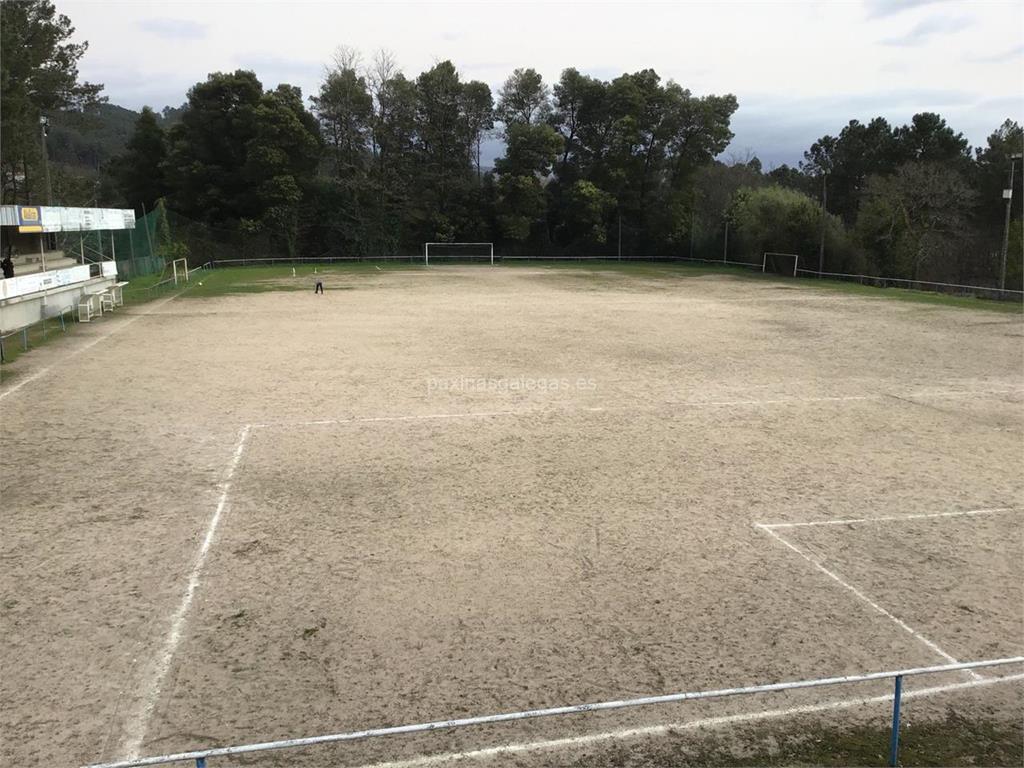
left=818, top=172, right=827, bottom=276
left=617, top=208, right=622, bottom=260
left=999, top=153, right=1022, bottom=291
left=723, top=219, right=729, bottom=263
left=689, top=207, right=695, bottom=260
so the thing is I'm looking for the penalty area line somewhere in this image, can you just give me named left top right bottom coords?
left=759, top=506, right=1021, bottom=530
left=120, top=424, right=253, bottom=759
left=753, top=523, right=980, bottom=680
left=355, top=671, right=1024, bottom=768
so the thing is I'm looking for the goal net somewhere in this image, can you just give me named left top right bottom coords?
left=762, top=252, right=800, bottom=277
left=424, top=243, right=495, bottom=265
left=171, top=258, right=190, bottom=285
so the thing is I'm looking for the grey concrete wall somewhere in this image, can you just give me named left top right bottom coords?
left=0, top=276, right=117, bottom=332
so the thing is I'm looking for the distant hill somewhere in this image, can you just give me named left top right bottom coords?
left=47, top=102, right=184, bottom=174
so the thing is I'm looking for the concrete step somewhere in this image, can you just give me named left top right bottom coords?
left=12, top=256, right=80, bottom=276
left=14, top=249, right=66, bottom=264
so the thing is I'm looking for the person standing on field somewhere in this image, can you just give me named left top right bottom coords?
left=314, top=270, right=324, bottom=294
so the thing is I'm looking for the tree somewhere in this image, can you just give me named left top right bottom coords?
left=245, top=85, right=321, bottom=255
left=496, top=68, right=550, bottom=129
left=731, top=185, right=850, bottom=268
left=0, top=0, right=104, bottom=203
left=801, top=118, right=898, bottom=225
left=461, top=80, right=494, bottom=181
left=113, top=107, right=168, bottom=214
left=165, top=71, right=320, bottom=237
left=893, top=112, right=971, bottom=166
left=974, top=120, right=1023, bottom=230
left=494, top=123, right=563, bottom=243
left=310, top=64, right=372, bottom=179
left=414, top=61, right=474, bottom=226
left=560, top=180, right=615, bottom=246
left=551, top=68, right=605, bottom=178
left=855, top=162, right=977, bottom=281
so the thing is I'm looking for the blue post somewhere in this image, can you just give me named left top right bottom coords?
left=22, top=327, right=28, bottom=350
left=195, top=758, right=206, bottom=768
left=889, top=674, right=903, bottom=766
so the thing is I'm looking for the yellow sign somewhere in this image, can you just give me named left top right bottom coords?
left=16, top=206, right=44, bottom=232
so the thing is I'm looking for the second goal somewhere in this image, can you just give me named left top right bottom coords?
left=424, top=243, right=495, bottom=266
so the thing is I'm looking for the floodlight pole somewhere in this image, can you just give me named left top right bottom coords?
left=999, top=153, right=1022, bottom=291
left=40, top=115, right=53, bottom=207
left=617, top=209, right=622, bottom=260
left=818, top=173, right=827, bottom=277
left=723, top=219, right=729, bottom=263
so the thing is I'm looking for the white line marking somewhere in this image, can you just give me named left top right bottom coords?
left=254, top=387, right=1023, bottom=430
left=355, top=671, right=1024, bottom=768
left=761, top=506, right=1020, bottom=530
left=0, top=294, right=181, bottom=402
left=254, top=409, right=528, bottom=429
left=753, top=523, right=980, bottom=679
left=121, top=425, right=253, bottom=759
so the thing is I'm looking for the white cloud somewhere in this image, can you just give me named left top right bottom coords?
left=137, top=17, right=206, bottom=40
left=58, top=0, right=1024, bottom=166
left=880, top=14, right=973, bottom=46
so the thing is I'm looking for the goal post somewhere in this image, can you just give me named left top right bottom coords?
left=762, top=252, right=800, bottom=277
left=171, top=258, right=190, bottom=285
left=424, top=243, right=495, bottom=266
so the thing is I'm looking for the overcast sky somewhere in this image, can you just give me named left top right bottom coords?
left=62, top=0, right=1023, bottom=168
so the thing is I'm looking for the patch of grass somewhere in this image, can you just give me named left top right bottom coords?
left=173, top=263, right=419, bottom=298
left=558, top=710, right=1023, bottom=767
left=0, top=310, right=76, bottom=367
left=155, top=259, right=1021, bottom=313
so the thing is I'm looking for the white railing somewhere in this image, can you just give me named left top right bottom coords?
left=82, top=656, right=1024, bottom=768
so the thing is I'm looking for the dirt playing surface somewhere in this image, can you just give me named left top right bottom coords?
left=2, top=266, right=1022, bottom=767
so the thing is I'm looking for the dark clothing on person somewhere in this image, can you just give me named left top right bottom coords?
left=1, top=256, right=14, bottom=279
left=314, top=278, right=324, bottom=294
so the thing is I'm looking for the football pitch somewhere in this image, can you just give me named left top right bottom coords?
left=2, top=264, right=1022, bottom=767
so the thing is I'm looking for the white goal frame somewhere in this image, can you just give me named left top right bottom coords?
left=172, top=258, right=190, bottom=285
left=424, top=243, right=494, bottom=266
left=762, top=252, right=800, bottom=277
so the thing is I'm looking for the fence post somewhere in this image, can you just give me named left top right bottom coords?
left=195, top=758, right=206, bottom=768
left=22, top=327, right=28, bottom=351
left=888, top=674, right=903, bottom=766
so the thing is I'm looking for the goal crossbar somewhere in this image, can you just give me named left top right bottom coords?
left=424, top=243, right=494, bottom=266
left=762, top=252, right=800, bottom=277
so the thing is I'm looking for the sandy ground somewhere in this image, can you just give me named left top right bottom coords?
left=1, top=267, right=1022, bottom=767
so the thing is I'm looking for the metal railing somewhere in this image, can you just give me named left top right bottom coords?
left=83, top=656, right=1023, bottom=768
left=793, top=267, right=1023, bottom=302
left=0, top=307, right=73, bottom=363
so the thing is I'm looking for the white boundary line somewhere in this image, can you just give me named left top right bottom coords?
left=251, top=387, right=1023, bottom=430
left=754, top=522, right=979, bottom=679
left=121, top=424, right=253, bottom=759
left=353, top=670, right=1024, bottom=768
left=760, top=506, right=1020, bottom=530
left=0, top=293, right=181, bottom=402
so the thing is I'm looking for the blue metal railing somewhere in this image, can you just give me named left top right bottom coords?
left=83, top=656, right=1023, bottom=768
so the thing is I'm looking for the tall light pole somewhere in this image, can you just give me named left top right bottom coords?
left=40, top=115, right=53, bottom=206
left=999, top=152, right=1022, bottom=291
left=818, top=172, right=827, bottom=276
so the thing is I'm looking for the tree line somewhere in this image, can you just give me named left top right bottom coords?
left=3, top=1, right=1021, bottom=288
